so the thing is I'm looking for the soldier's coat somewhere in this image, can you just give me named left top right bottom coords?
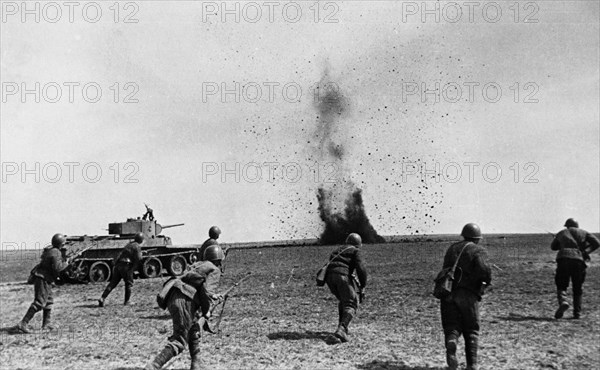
left=161, top=260, right=222, bottom=353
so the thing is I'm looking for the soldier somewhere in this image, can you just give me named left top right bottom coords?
left=198, top=226, right=221, bottom=261
left=551, top=218, right=600, bottom=319
left=440, top=223, right=492, bottom=370
left=325, top=232, right=367, bottom=344
left=98, top=232, right=144, bottom=307
left=143, top=203, right=155, bottom=221
left=145, top=244, right=224, bottom=370
left=12, top=233, right=71, bottom=333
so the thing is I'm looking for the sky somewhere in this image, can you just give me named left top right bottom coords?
left=1, top=0, right=599, bottom=248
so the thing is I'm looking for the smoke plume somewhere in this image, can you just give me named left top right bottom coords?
left=314, top=69, right=384, bottom=244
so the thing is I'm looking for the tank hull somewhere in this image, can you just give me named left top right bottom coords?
left=60, top=237, right=202, bottom=284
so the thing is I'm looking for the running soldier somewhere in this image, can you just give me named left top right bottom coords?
left=12, top=233, right=71, bottom=333
left=197, top=226, right=221, bottom=261
left=145, top=244, right=225, bottom=370
left=440, top=223, right=492, bottom=370
left=325, top=233, right=367, bottom=344
left=98, top=232, right=144, bottom=307
left=551, top=218, right=600, bottom=319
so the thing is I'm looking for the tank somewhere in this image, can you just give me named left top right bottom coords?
left=59, top=206, right=203, bottom=284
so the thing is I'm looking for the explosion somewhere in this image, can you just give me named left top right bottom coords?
left=314, top=69, right=384, bottom=244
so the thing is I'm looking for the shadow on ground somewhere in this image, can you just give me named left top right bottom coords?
left=357, top=360, right=445, bottom=370
left=498, top=313, right=555, bottom=322
left=113, top=368, right=188, bottom=370
left=140, top=314, right=171, bottom=320
left=0, top=326, right=15, bottom=333
left=77, top=304, right=102, bottom=309
left=267, top=330, right=331, bottom=342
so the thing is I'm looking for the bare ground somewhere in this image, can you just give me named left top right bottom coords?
left=1, top=234, right=598, bottom=369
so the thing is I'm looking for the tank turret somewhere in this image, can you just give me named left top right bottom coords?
left=107, top=218, right=184, bottom=239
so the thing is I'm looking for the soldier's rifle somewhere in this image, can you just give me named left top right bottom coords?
left=200, top=272, right=252, bottom=334
left=57, top=243, right=98, bottom=282
left=352, top=274, right=365, bottom=303
left=62, top=243, right=96, bottom=264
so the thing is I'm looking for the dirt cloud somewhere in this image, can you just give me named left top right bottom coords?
left=313, top=69, right=384, bottom=244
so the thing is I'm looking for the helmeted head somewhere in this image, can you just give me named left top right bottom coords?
left=209, top=226, right=221, bottom=239
left=51, top=233, right=66, bottom=248
left=461, top=223, right=482, bottom=243
left=564, top=218, right=579, bottom=228
left=203, top=245, right=225, bottom=263
left=345, top=233, right=362, bottom=247
left=134, top=232, right=145, bottom=244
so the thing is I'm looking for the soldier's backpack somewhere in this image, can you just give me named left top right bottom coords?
left=156, top=277, right=179, bottom=309
left=432, top=243, right=470, bottom=299
left=316, top=246, right=353, bottom=286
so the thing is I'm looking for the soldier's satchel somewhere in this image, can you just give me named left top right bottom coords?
left=315, top=266, right=327, bottom=286
left=432, top=243, right=470, bottom=299
left=27, top=265, right=39, bottom=284
left=566, top=228, right=592, bottom=264
left=316, top=246, right=353, bottom=287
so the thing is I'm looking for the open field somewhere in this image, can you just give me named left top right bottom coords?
left=1, top=234, right=599, bottom=369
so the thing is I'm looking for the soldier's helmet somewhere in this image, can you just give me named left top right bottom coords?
left=345, top=233, right=362, bottom=247
left=204, top=245, right=225, bottom=262
left=209, top=226, right=221, bottom=239
left=51, top=233, right=67, bottom=248
left=564, top=218, right=579, bottom=228
left=134, top=232, right=145, bottom=244
left=461, top=223, right=482, bottom=240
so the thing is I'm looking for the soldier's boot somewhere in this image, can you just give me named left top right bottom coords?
left=41, top=309, right=56, bottom=331
left=333, top=324, right=348, bottom=343
left=464, top=333, right=478, bottom=370
left=334, top=311, right=353, bottom=343
left=13, top=306, right=37, bottom=334
left=554, top=290, right=570, bottom=319
left=189, top=332, right=202, bottom=370
left=98, top=288, right=111, bottom=307
left=573, top=294, right=582, bottom=319
left=124, top=286, right=132, bottom=305
left=444, top=332, right=459, bottom=370
left=145, top=345, right=177, bottom=370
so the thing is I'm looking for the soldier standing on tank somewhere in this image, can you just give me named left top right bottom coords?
left=12, top=233, right=71, bottom=333
left=98, top=232, right=144, bottom=307
left=440, top=223, right=492, bottom=370
left=143, top=203, right=155, bottom=221
left=198, top=226, right=222, bottom=261
left=325, top=233, right=367, bottom=344
left=144, top=244, right=225, bottom=370
left=551, top=218, right=600, bottom=319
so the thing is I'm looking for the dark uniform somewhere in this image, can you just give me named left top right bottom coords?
left=551, top=227, right=600, bottom=319
left=15, top=246, right=69, bottom=332
left=440, top=240, right=492, bottom=370
left=99, top=240, right=143, bottom=306
left=325, top=243, right=367, bottom=342
left=146, top=260, right=221, bottom=370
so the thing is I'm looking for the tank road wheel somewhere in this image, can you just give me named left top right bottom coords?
left=63, top=262, right=89, bottom=283
left=88, top=261, right=111, bottom=283
left=140, top=258, right=162, bottom=278
left=166, top=255, right=187, bottom=276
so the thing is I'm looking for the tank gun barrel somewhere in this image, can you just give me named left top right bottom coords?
left=161, top=223, right=185, bottom=229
